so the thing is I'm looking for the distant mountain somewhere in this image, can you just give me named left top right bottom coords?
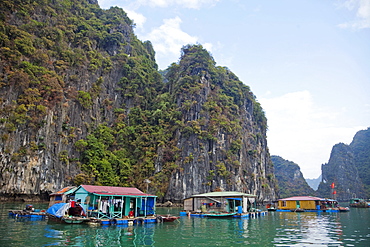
left=272, top=155, right=316, bottom=198
left=350, top=128, right=370, bottom=198
left=306, top=175, right=321, bottom=190
left=317, top=127, right=370, bottom=200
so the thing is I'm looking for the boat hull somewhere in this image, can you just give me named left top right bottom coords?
left=203, top=213, right=237, bottom=217
left=157, top=216, right=180, bottom=222
left=48, top=214, right=89, bottom=224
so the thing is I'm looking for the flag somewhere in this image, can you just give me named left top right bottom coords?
left=333, top=190, right=337, bottom=195
left=330, top=182, right=335, bottom=189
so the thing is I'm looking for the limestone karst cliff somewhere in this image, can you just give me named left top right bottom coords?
left=271, top=155, right=315, bottom=198
left=0, top=0, right=277, bottom=202
left=0, top=0, right=156, bottom=200
left=317, top=128, right=370, bottom=200
left=164, top=45, right=277, bottom=202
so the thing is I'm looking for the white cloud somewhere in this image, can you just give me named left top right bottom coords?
left=125, top=9, right=146, bottom=29
left=134, top=0, right=219, bottom=9
left=260, top=91, right=364, bottom=179
left=97, top=0, right=216, bottom=68
left=144, top=17, right=197, bottom=55
left=98, top=0, right=219, bottom=9
left=203, top=43, right=214, bottom=53
left=142, top=16, right=214, bottom=68
left=97, top=0, right=113, bottom=9
left=338, top=0, right=370, bottom=29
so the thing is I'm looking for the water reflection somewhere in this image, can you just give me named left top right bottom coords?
left=1, top=203, right=370, bottom=246
left=43, top=223, right=158, bottom=247
left=273, top=212, right=344, bottom=246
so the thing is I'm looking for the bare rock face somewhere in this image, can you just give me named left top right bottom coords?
left=164, top=45, right=277, bottom=202
left=0, top=2, right=277, bottom=203
left=0, top=0, right=132, bottom=200
left=317, top=142, right=366, bottom=200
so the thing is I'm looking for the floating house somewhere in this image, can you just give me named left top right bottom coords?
left=46, top=185, right=182, bottom=225
left=181, top=191, right=265, bottom=217
left=73, top=185, right=157, bottom=219
left=277, top=196, right=346, bottom=212
left=349, top=198, right=370, bottom=208
left=278, top=196, right=322, bottom=211
left=48, top=186, right=77, bottom=207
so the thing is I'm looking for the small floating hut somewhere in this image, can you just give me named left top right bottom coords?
left=48, top=186, right=77, bottom=207
left=45, top=185, right=160, bottom=225
left=74, top=185, right=157, bottom=220
left=277, top=196, right=348, bottom=212
left=47, top=185, right=182, bottom=225
left=181, top=191, right=267, bottom=218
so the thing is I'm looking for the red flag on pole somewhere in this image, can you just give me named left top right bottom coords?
left=333, top=190, right=337, bottom=195
left=331, top=183, right=335, bottom=189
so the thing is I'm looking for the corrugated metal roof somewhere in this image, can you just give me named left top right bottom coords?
left=80, top=185, right=156, bottom=197
left=279, top=196, right=324, bottom=201
left=50, top=186, right=76, bottom=196
left=190, top=191, right=256, bottom=198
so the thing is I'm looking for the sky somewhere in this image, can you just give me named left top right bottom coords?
left=97, top=0, right=370, bottom=179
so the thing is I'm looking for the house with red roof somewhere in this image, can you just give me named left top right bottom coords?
left=277, top=196, right=338, bottom=211
left=73, top=185, right=157, bottom=219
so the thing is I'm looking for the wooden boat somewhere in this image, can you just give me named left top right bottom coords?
left=203, top=212, right=237, bottom=217
left=266, top=202, right=277, bottom=211
left=46, top=202, right=89, bottom=224
left=338, top=207, right=350, bottom=212
left=155, top=215, right=180, bottom=222
left=290, top=208, right=305, bottom=212
left=63, top=216, right=90, bottom=224
left=48, top=214, right=90, bottom=224
left=8, top=204, right=47, bottom=218
left=9, top=209, right=47, bottom=218
left=349, top=198, right=370, bottom=208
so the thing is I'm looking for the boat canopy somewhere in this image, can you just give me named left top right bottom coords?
left=46, top=203, right=70, bottom=218
left=46, top=202, right=86, bottom=218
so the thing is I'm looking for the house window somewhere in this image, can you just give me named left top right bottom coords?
left=282, top=201, right=286, bottom=207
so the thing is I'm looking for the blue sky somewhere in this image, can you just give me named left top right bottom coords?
left=98, top=0, right=370, bottom=179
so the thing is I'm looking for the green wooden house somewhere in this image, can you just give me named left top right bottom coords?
left=73, top=185, right=156, bottom=219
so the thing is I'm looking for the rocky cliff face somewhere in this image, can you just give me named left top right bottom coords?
left=164, top=46, right=277, bottom=202
left=317, top=143, right=366, bottom=200
left=0, top=1, right=277, bottom=202
left=271, top=155, right=315, bottom=198
left=0, top=0, right=145, bottom=200
left=350, top=128, right=370, bottom=198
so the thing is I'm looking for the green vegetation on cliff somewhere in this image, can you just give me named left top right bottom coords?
left=271, top=155, right=315, bottom=198
left=317, top=128, right=369, bottom=199
left=351, top=128, right=370, bottom=198
left=0, top=0, right=273, bottom=200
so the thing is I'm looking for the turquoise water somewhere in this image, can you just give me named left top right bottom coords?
left=1, top=203, right=369, bottom=246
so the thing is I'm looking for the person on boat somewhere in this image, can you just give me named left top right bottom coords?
left=128, top=210, right=134, bottom=218
left=200, top=204, right=207, bottom=213
left=68, top=199, right=86, bottom=217
left=25, top=204, right=34, bottom=211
